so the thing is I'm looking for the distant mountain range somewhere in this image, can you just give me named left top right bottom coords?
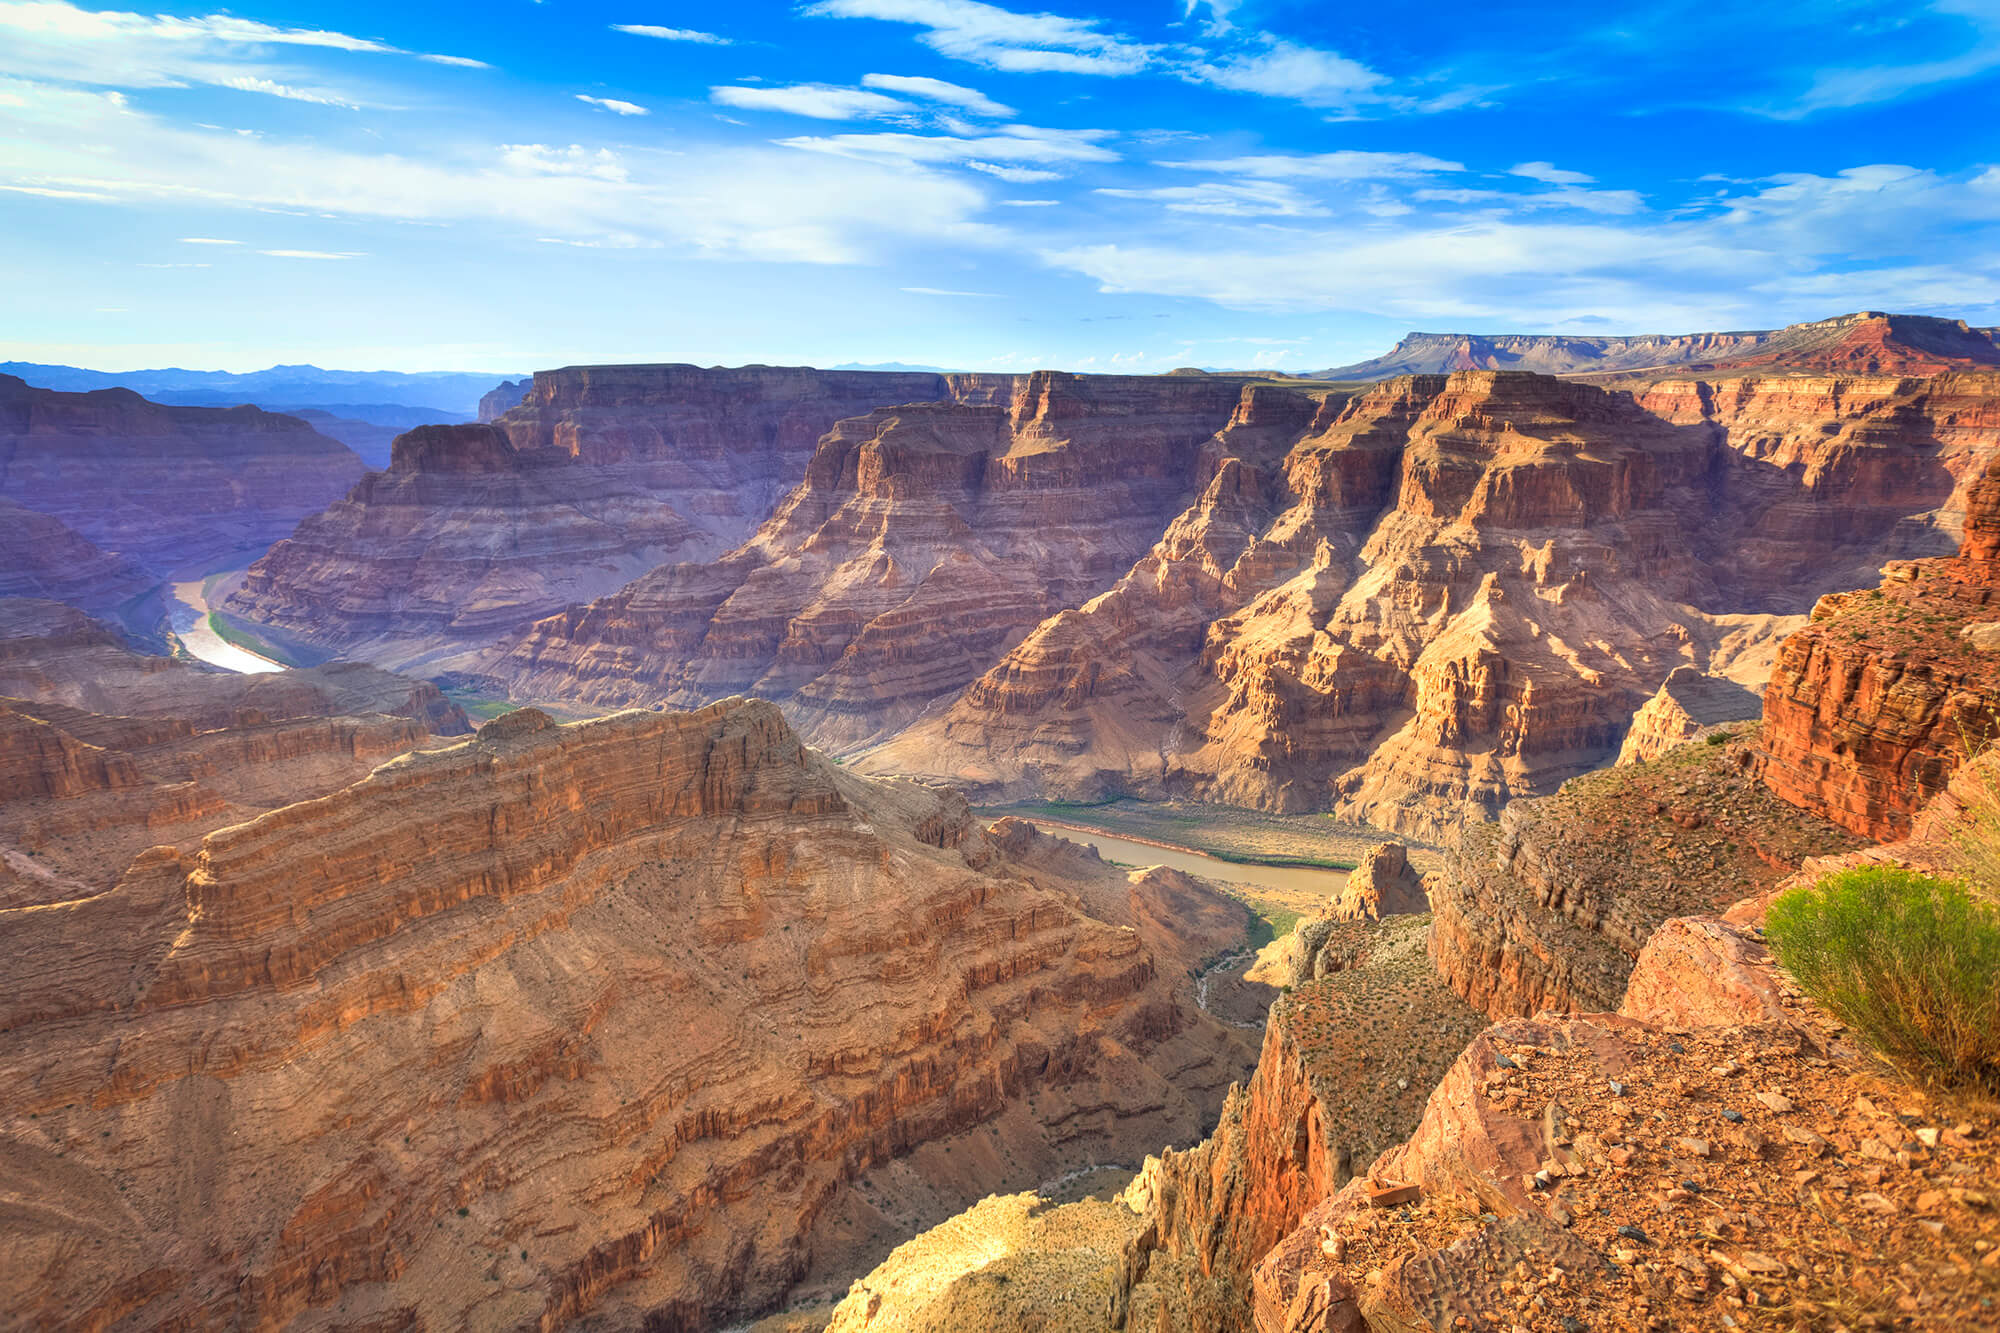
left=0, top=361, right=527, bottom=470
left=0, top=361, right=522, bottom=421
left=1310, top=311, right=2000, bottom=381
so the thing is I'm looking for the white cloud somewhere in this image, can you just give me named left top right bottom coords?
left=1776, top=0, right=2000, bottom=115
left=712, top=83, right=910, bottom=119
left=1098, top=179, right=1322, bottom=217
left=779, top=123, right=1117, bottom=167
left=0, top=0, right=464, bottom=105
left=610, top=23, right=731, bottom=44
left=1510, top=161, right=1594, bottom=185
left=500, top=143, right=628, bottom=181
left=215, top=74, right=358, bottom=107
left=862, top=72, right=1013, bottom=116
left=178, top=235, right=238, bottom=243
left=259, top=249, right=363, bottom=259
left=576, top=93, right=649, bottom=116
left=1041, top=163, right=2000, bottom=328
left=418, top=53, right=490, bottom=68
left=0, top=79, right=1002, bottom=266
left=999, top=197, right=1057, bottom=205
left=965, top=160, right=1059, bottom=182
left=803, top=0, right=1154, bottom=76
left=1162, top=150, right=1463, bottom=180
left=1186, top=37, right=1386, bottom=109
left=2, top=181, right=112, bottom=198
left=901, top=285, right=1002, bottom=295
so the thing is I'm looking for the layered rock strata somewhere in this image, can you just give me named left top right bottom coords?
left=1614, top=665, right=1762, bottom=765
left=822, top=913, right=1486, bottom=1331
left=0, top=373, right=364, bottom=573
left=0, top=599, right=469, bottom=887
left=1316, top=311, right=2000, bottom=381
left=0, top=498, right=162, bottom=628
left=0, top=699, right=1255, bottom=1330
left=1758, top=452, right=2000, bottom=840
left=226, top=366, right=975, bottom=668
left=873, top=368, right=1995, bottom=836
left=493, top=371, right=1253, bottom=746
left=1426, top=728, right=1859, bottom=1020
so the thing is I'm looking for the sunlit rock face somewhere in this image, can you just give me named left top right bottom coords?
left=0, top=692, right=1256, bottom=1330
left=872, top=369, right=2000, bottom=839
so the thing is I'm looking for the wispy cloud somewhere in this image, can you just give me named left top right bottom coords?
left=576, top=93, right=649, bottom=116
left=862, top=71, right=1013, bottom=116
left=803, top=0, right=1154, bottom=76
left=1162, top=150, right=1464, bottom=180
left=0, top=0, right=480, bottom=105
left=418, top=53, right=490, bottom=68
left=1511, top=160, right=1594, bottom=185
left=712, top=83, right=909, bottom=119
left=259, top=249, right=364, bottom=259
left=1185, top=37, right=1386, bottom=110
left=610, top=23, right=731, bottom=45
left=780, top=124, right=1117, bottom=167
left=178, top=235, right=239, bottom=244
left=902, top=285, right=1002, bottom=296
left=1098, top=180, right=1324, bottom=217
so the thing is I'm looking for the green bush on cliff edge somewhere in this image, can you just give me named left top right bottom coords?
left=1767, top=866, right=2000, bottom=1091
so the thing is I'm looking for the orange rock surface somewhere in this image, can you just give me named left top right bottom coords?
left=875, top=369, right=1997, bottom=837
left=0, top=697, right=1257, bottom=1329
left=1758, top=452, right=2000, bottom=840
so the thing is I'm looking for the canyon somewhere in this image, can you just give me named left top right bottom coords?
left=0, top=598, right=1258, bottom=1329
left=196, top=315, right=2000, bottom=841
left=0, top=373, right=365, bottom=578
left=10, top=310, right=2000, bottom=1332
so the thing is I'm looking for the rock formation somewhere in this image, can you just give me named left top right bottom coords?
left=0, top=696, right=1257, bottom=1330
left=478, top=377, right=530, bottom=421
left=0, top=598, right=469, bottom=888
left=492, top=371, right=1252, bottom=745
left=1314, top=311, right=2000, bottom=381
left=1615, top=665, right=1762, bottom=764
left=1758, top=452, right=2000, bottom=840
left=0, top=498, right=162, bottom=629
left=871, top=367, right=1994, bottom=837
left=0, top=373, right=365, bottom=574
left=1425, top=727, right=1859, bottom=1020
left=226, top=365, right=980, bottom=669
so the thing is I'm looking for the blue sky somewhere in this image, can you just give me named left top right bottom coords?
left=2, top=0, right=1998, bottom=374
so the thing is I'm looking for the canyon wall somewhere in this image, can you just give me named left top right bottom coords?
left=0, top=498, right=162, bottom=627
left=1758, top=451, right=2000, bottom=840
left=1315, top=311, right=2000, bottom=380
left=490, top=370, right=1253, bottom=745
left=0, top=697, right=1255, bottom=1330
left=226, top=366, right=974, bottom=670
left=0, top=373, right=364, bottom=574
left=870, top=368, right=1998, bottom=837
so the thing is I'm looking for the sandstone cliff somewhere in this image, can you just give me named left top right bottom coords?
left=0, top=373, right=364, bottom=574
left=870, top=368, right=1994, bottom=837
left=0, top=498, right=162, bottom=629
left=1758, top=452, right=2000, bottom=840
left=0, top=699, right=1257, bottom=1330
left=1315, top=311, right=2000, bottom=381
left=1614, top=665, right=1761, bottom=765
left=0, top=598, right=469, bottom=889
left=1425, top=728, right=1858, bottom=1020
left=491, top=371, right=1253, bottom=746
left=226, top=366, right=977, bottom=670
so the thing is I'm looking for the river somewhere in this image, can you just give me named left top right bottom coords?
left=167, top=576, right=285, bottom=674
left=1017, top=825, right=1349, bottom=900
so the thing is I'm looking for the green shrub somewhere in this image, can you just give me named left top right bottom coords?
left=1766, top=866, right=2000, bottom=1091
